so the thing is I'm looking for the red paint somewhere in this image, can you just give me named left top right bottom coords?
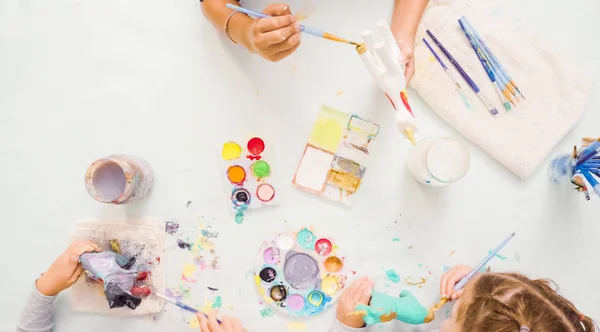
left=137, top=271, right=151, bottom=281
left=247, top=137, right=265, bottom=155
left=246, top=154, right=262, bottom=160
left=400, top=91, right=414, bottom=117
left=350, top=270, right=357, bottom=275
left=314, top=238, right=333, bottom=256
left=131, top=286, right=152, bottom=297
left=156, top=256, right=161, bottom=263
left=384, top=93, right=396, bottom=110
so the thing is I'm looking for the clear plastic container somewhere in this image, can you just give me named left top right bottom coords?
left=406, top=137, right=470, bottom=187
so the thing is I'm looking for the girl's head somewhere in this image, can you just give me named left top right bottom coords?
left=441, top=272, right=595, bottom=332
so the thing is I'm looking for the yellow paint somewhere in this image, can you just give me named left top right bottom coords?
left=222, top=142, right=242, bottom=160
left=182, top=263, right=196, bottom=279
left=188, top=316, right=200, bottom=328
left=255, top=90, right=260, bottom=96
left=428, top=55, right=436, bottom=63
left=287, top=321, right=307, bottom=331
left=335, top=90, right=344, bottom=95
left=321, top=275, right=340, bottom=295
left=308, top=106, right=350, bottom=152
left=327, top=169, right=361, bottom=194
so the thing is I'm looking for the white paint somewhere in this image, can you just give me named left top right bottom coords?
left=407, top=137, right=470, bottom=187
left=92, top=161, right=126, bottom=200
left=293, top=146, right=334, bottom=193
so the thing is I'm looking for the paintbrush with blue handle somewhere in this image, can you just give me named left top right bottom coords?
left=226, top=4, right=359, bottom=46
left=157, top=293, right=222, bottom=324
left=423, top=232, right=516, bottom=323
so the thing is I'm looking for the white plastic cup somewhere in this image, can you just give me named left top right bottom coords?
left=406, top=137, right=470, bottom=187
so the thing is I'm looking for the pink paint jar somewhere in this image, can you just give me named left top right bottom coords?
left=85, top=154, right=154, bottom=204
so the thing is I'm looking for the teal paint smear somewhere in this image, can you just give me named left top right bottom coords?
left=488, top=250, right=508, bottom=260
left=212, top=296, right=222, bottom=308
left=392, top=238, right=401, bottom=242
left=260, top=307, right=275, bottom=317
left=460, top=92, right=473, bottom=110
left=234, top=211, right=244, bottom=224
left=385, top=269, right=401, bottom=283
left=355, top=290, right=428, bottom=325
left=418, top=264, right=423, bottom=268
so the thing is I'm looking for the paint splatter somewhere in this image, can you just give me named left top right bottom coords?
left=177, top=239, right=192, bottom=250
left=201, top=226, right=219, bottom=238
left=460, top=92, right=473, bottom=110
left=418, top=264, right=423, bottom=268
left=405, top=277, right=427, bottom=287
left=188, top=316, right=200, bottom=328
left=186, top=200, right=192, bottom=208
left=489, top=250, right=508, bottom=260
left=335, top=90, right=344, bottom=95
left=442, top=265, right=451, bottom=272
left=255, top=90, right=260, bottom=96
left=385, top=269, right=401, bottom=283
left=212, top=296, right=222, bottom=308
left=287, top=321, right=306, bottom=331
left=234, top=211, right=244, bottom=224
left=391, top=238, right=401, bottom=242
left=260, top=307, right=275, bottom=317
left=446, top=309, right=451, bottom=318
left=408, top=245, right=413, bottom=249
left=165, top=221, right=179, bottom=235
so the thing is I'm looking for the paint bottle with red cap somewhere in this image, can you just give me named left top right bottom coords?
left=85, top=154, right=154, bottom=204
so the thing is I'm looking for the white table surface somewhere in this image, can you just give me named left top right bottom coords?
left=1, top=0, right=599, bottom=331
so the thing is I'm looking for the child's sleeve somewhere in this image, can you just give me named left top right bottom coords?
left=328, top=319, right=373, bottom=332
left=17, top=284, right=56, bottom=332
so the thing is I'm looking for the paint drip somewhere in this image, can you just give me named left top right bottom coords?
left=85, top=154, right=154, bottom=204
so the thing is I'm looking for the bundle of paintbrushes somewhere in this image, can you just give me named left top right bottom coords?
left=423, top=17, right=525, bottom=115
left=550, top=138, right=600, bottom=200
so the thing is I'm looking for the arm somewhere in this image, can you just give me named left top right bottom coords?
left=200, top=1, right=302, bottom=62
left=17, top=241, right=101, bottom=332
left=328, top=319, right=372, bottom=332
left=389, top=0, right=429, bottom=84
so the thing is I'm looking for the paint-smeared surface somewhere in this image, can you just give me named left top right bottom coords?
left=385, top=269, right=401, bottom=283
left=234, top=211, right=244, bottom=224
left=392, top=238, right=401, bottom=242
left=260, top=307, right=275, bottom=317
left=165, top=221, right=179, bottom=235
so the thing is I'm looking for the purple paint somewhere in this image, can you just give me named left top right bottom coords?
left=93, top=161, right=126, bottom=201
left=284, top=252, right=320, bottom=290
left=263, top=247, right=280, bottom=264
left=287, top=294, right=305, bottom=312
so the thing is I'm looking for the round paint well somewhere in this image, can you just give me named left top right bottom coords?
left=259, top=267, right=277, bottom=283
left=251, top=160, right=271, bottom=178
left=307, top=291, right=324, bottom=307
left=314, top=238, right=332, bottom=256
left=263, top=247, right=280, bottom=264
left=321, top=276, right=339, bottom=295
left=283, top=252, right=320, bottom=290
left=222, top=142, right=242, bottom=160
left=256, top=183, right=275, bottom=202
left=270, top=285, right=287, bottom=302
left=276, top=233, right=294, bottom=251
left=227, top=165, right=246, bottom=184
left=287, top=294, right=305, bottom=312
left=296, top=229, right=315, bottom=250
left=247, top=137, right=265, bottom=155
left=324, top=256, right=343, bottom=273
left=231, top=188, right=250, bottom=207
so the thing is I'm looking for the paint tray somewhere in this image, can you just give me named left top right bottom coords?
left=292, top=106, right=379, bottom=206
left=219, top=136, right=280, bottom=221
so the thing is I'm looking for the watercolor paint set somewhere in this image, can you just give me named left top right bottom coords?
left=219, top=137, right=280, bottom=222
left=293, top=106, right=380, bottom=205
left=254, top=227, right=348, bottom=317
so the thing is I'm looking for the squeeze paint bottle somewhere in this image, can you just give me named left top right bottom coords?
left=356, top=20, right=418, bottom=145
left=85, top=154, right=154, bottom=204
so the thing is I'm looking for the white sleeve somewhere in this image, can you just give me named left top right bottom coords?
left=328, top=319, right=373, bottom=332
left=17, top=284, right=56, bottom=332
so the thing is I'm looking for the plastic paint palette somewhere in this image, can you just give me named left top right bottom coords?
left=292, top=106, right=379, bottom=206
left=220, top=137, right=279, bottom=222
left=254, top=228, right=348, bottom=317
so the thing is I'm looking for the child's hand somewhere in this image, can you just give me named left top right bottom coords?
left=36, top=240, right=101, bottom=296
left=246, top=3, right=301, bottom=62
left=336, top=276, right=374, bottom=328
left=396, top=39, right=415, bottom=85
left=440, top=265, right=472, bottom=301
left=198, top=310, right=247, bottom=332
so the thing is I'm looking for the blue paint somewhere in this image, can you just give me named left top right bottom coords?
left=234, top=211, right=244, bottom=224
left=385, top=269, right=401, bottom=283
left=488, top=250, right=507, bottom=260
left=296, top=229, right=316, bottom=250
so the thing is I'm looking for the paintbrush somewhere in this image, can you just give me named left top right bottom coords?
left=423, top=232, right=516, bottom=323
left=460, top=17, right=525, bottom=100
left=225, top=4, right=359, bottom=46
left=426, top=29, right=498, bottom=116
left=156, top=293, right=222, bottom=324
left=423, top=38, right=463, bottom=91
left=458, top=18, right=512, bottom=111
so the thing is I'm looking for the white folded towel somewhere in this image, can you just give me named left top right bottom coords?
left=410, top=0, right=594, bottom=179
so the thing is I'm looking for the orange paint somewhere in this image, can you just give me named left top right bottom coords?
left=400, top=90, right=414, bottom=117
left=227, top=165, right=246, bottom=185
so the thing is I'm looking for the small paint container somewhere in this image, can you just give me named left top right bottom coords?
left=547, top=153, right=573, bottom=184
left=85, top=154, right=154, bottom=204
left=406, top=137, right=470, bottom=187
